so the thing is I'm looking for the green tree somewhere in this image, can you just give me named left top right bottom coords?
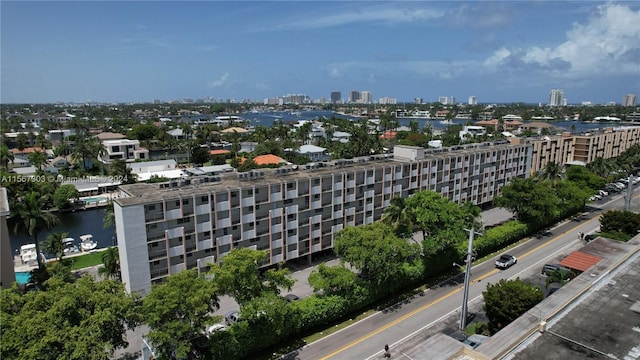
left=191, top=146, right=210, bottom=166
left=600, top=210, right=640, bottom=240
left=98, top=247, right=121, bottom=281
left=143, top=269, right=219, bottom=360
left=27, top=150, right=48, bottom=171
left=536, top=162, right=564, bottom=184
left=334, top=222, right=419, bottom=286
left=0, top=276, right=142, bottom=360
left=565, top=165, right=606, bottom=192
left=209, top=248, right=294, bottom=305
left=308, top=263, right=362, bottom=298
left=42, top=231, right=68, bottom=262
left=494, top=177, right=559, bottom=225
left=381, top=196, right=414, bottom=238
left=586, top=156, right=615, bottom=180
left=53, top=183, right=79, bottom=210
left=128, top=123, right=159, bottom=141
left=109, top=158, right=137, bottom=184
left=0, top=145, right=14, bottom=170
left=483, top=278, right=543, bottom=333
left=12, top=191, right=60, bottom=269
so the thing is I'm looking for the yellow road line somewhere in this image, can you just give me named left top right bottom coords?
left=319, top=269, right=497, bottom=360
left=319, top=211, right=611, bottom=359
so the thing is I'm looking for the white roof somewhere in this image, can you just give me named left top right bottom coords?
left=21, top=244, right=36, bottom=250
left=298, top=144, right=326, bottom=154
left=136, top=169, right=186, bottom=182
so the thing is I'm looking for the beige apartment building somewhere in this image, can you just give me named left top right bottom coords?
left=510, top=126, right=640, bottom=175
left=114, top=141, right=532, bottom=294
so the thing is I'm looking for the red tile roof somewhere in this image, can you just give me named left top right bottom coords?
left=559, top=251, right=602, bottom=272
left=209, top=149, right=230, bottom=155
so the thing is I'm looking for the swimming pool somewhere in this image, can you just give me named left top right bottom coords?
left=15, top=271, right=30, bottom=285
left=83, top=197, right=108, bottom=203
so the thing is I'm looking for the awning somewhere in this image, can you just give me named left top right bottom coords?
left=559, top=251, right=602, bottom=272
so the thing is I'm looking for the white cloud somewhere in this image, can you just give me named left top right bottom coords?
left=482, top=3, right=640, bottom=78
left=264, top=4, right=444, bottom=31
left=329, top=67, right=341, bottom=78
left=209, top=73, right=229, bottom=88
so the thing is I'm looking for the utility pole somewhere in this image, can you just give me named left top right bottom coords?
left=624, top=174, right=633, bottom=211
left=460, top=226, right=481, bottom=331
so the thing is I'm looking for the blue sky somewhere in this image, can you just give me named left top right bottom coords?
left=1, top=1, right=639, bottom=104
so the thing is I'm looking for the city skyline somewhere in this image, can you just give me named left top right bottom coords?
left=1, top=1, right=639, bottom=104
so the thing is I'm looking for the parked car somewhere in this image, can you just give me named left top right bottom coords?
left=541, top=264, right=571, bottom=276
left=283, top=293, right=300, bottom=302
left=225, top=310, right=240, bottom=325
left=495, top=254, right=517, bottom=269
left=205, top=323, right=228, bottom=336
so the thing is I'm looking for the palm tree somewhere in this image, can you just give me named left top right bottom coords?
left=43, top=231, right=68, bottom=262
left=587, top=157, right=614, bottom=180
left=103, top=201, right=115, bottom=230
left=537, top=162, right=564, bottom=184
left=12, top=191, right=60, bottom=269
left=382, top=196, right=414, bottom=238
left=98, top=246, right=121, bottom=280
left=28, top=150, right=48, bottom=171
left=0, top=145, right=14, bottom=170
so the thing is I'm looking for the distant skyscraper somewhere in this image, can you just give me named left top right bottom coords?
left=623, top=93, right=637, bottom=107
left=360, top=91, right=372, bottom=104
left=330, top=91, right=341, bottom=104
left=378, top=97, right=397, bottom=105
left=349, top=91, right=361, bottom=103
left=549, top=89, right=565, bottom=107
left=468, top=96, right=477, bottom=105
left=438, top=96, right=455, bottom=105
left=414, top=97, right=423, bottom=105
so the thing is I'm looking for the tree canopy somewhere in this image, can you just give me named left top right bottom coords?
left=483, top=278, right=543, bottom=333
left=1, top=276, right=141, bottom=360
left=209, top=248, right=294, bottom=305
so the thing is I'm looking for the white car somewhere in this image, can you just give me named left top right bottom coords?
left=495, top=254, right=517, bottom=269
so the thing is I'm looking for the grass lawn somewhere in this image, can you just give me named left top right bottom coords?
left=60, top=248, right=111, bottom=270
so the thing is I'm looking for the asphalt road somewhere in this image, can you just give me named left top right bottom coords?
left=289, top=190, right=637, bottom=360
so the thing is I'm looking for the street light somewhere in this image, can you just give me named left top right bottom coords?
left=460, top=226, right=482, bottom=331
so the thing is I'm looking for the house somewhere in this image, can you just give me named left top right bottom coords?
left=167, top=128, right=188, bottom=140
left=297, top=144, right=329, bottom=162
left=519, top=121, right=560, bottom=134
left=49, top=156, right=71, bottom=170
left=240, top=142, right=258, bottom=153
left=332, top=131, right=351, bottom=143
left=209, top=149, right=231, bottom=157
left=101, top=139, right=149, bottom=163
left=459, top=126, right=487, bottom=140
left=95, top=132, right=127, bottom=142
left=127, top=159, right=177, bottom=174
left=242, top=154, right=287, bottom=166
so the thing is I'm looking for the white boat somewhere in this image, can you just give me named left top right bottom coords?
left=19, top=244, right=38, bottom=264
left=79, top=234, right=98, bottom=252
left=439, top=119, right=453, bottom=125
left=63, top=237, right=80, bottom=255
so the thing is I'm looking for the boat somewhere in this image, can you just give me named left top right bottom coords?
left=19, top=244, right=38, bottom=264
left=79, top=234, right=98, bottom=252
left=63, top=237, right=80, bottom=255
left=439, top=119, right=453, bottom=125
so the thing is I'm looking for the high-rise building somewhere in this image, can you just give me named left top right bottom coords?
left=549, top=89, right=565, bottom=107
left=330, top=91, right=341, bottom=104
left=439, top=96, right=455, bottom=105
left=348, top=91, right=360, bottom=103
left=414, top=98, right=423, bottom=105
left=623, top=94, right=637, bottom=107
left=378, top=97, right=397, bottom=105
left=360, top=91, right=372, bottom=104
left=468, top=96, right=477, bottom=105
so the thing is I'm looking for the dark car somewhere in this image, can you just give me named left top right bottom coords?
left=283, top=293, right=300, bottom=302
left=541, top=264, right=571, bottom=276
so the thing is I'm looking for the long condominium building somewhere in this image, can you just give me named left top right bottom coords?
left=115, top=141, right=531, bottom=294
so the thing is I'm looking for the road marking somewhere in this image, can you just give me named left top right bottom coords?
left=319, top=269, right=498, bottom=360
left=319, top=215, right=606, bottom=359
